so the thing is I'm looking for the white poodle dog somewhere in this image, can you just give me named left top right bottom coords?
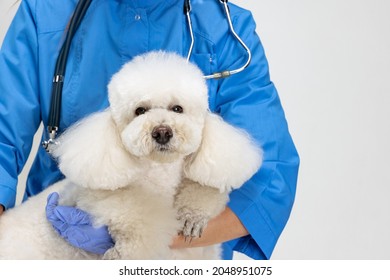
left=0, top=52, right=262, bottom=259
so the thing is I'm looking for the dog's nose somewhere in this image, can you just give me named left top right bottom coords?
left=152, top=125, right=173, bottom=145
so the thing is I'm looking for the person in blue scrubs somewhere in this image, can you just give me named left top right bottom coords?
left=0, top=0, right=299, bottom=260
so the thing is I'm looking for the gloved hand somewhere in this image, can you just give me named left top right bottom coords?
left=46, top=192, right=114, bottom=255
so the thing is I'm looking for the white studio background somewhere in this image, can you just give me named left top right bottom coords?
left=1, top=0, right=390, bottom=260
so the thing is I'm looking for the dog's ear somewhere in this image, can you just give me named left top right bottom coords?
left=183, top=113, right=263, bottom=192
left=50, top=110, right=140, bottom=190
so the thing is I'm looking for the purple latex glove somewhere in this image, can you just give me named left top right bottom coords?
left=46, top=192, right=114, bottom=255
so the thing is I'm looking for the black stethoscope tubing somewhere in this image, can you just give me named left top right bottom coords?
left=44, top=0, right=92, bottom=149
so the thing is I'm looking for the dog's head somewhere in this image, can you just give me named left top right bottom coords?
left=52, top=52, right=262, bottom=191
left=108, top=52, right=208, bottom=162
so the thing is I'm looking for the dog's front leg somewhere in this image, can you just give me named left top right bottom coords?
left=174, top=178, right=229, bottom=240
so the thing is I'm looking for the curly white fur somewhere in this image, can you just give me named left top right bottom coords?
left=0, top=52, right=262, bottom=259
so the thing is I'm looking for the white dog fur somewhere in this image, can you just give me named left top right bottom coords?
left=0, top=52, right=262, bottom=260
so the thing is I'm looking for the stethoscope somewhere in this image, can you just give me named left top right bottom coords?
left=42, top=0, right=252, bottom=150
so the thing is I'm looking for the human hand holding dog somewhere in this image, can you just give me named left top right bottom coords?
left=171, top=207, right=249, bottom=249
left=45, top=195, right=246, bottom=256
left=45, top=192, right=114, bottom=255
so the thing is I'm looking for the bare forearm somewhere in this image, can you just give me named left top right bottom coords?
left=0, top=204, right=4, bottom=215
left=170, top=207, right=248, bottom=249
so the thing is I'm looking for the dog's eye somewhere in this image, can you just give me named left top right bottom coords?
left=171, top=105, right=183, bottom=114
left=135, top=107, right=148, bottom=116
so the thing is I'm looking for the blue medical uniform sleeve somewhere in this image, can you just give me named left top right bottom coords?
left=215, top=10, right=300, bottom=259
left=0, top=0, right=41, bottom=209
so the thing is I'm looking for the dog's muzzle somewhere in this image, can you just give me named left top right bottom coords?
left=152, top=125, right=173, bottom=145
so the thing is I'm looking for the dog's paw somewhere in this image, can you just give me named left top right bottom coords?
left=177, top=207, right=210, bottom=241
left=103, top=247, right=121, bottom=260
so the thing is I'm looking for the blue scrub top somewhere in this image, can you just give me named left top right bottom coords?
left=0, top=0, right=299, bottom=260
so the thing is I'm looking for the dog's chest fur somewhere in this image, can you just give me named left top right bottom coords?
left=56, top=159, right=185, bottom=258
left=133, top=158, right=184, bottom=198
